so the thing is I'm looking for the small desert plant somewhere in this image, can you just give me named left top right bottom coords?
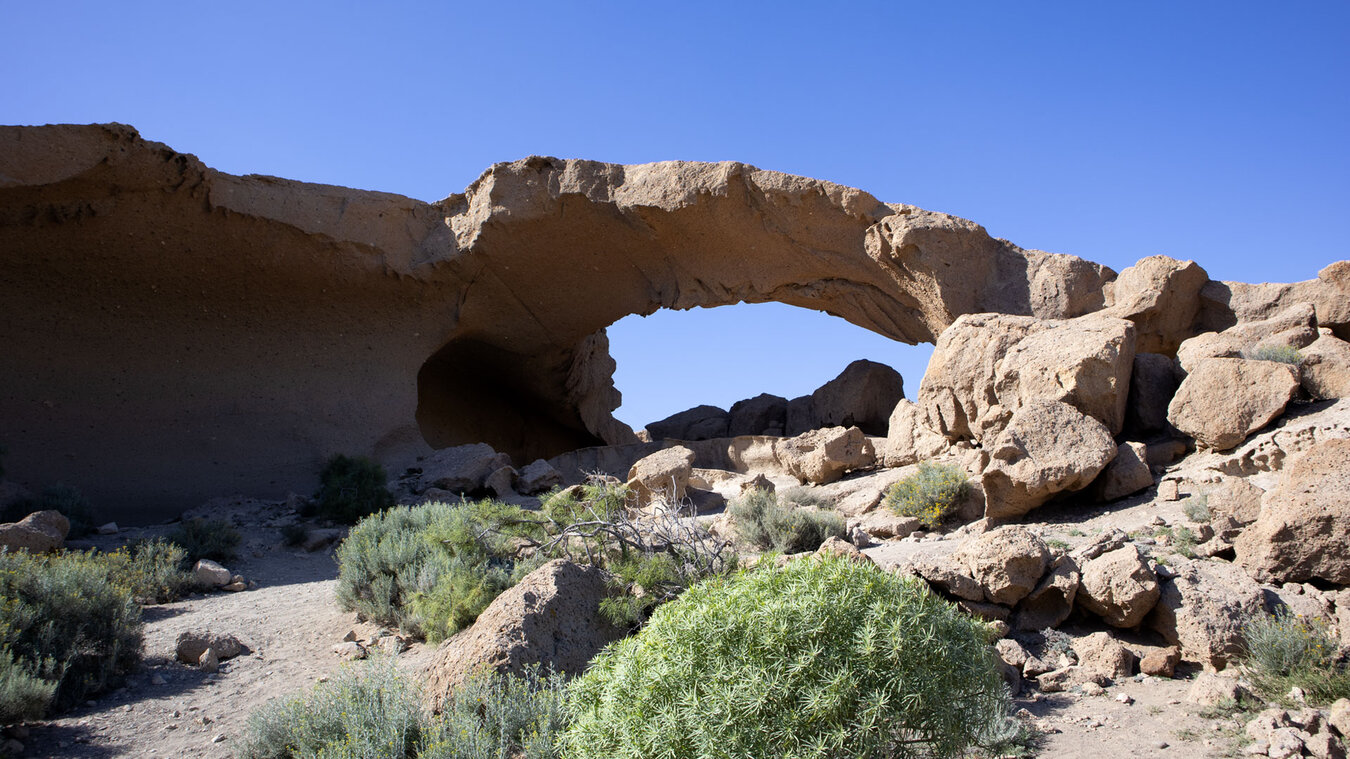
left=1181, top=493, right=1211, bottom=523
left=278, top=522, right=309, bottom=547
left=1241, top=608, right=1350, bottom=704
left=166, top=517, right=242, bottom=565
left=729, top=487, right=846, bottom=554
left=0, top=549, right=143, bottom=717
left=1154, top=524, right=1198, bottom=558
left=561, top=554, right=1010, bottom=759
left=1249, top=345, right=1303, bottom=365
left=104, top=538, right=195, bottom=603
left=778, top=485, right=832, bottom=510
left=315, top=454, right=395, bottom=524
left=883, top=462, right=969, bottom=529
left=236, top=658, right=567, bottom=759
left=0, top=650, right=56, bottom=724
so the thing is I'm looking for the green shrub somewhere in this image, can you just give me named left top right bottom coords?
left=1250, top=345, right=1304, bottom=365
left=166, top=517, right=241, bottom=565
left=561, top=554, right=1010, bottom=759
left=315, top=454, right=395, bottom=524
left=0, top=483, right=99, bottom=538
left=729, top=488, right=846, bottom=554
left=778, top=486, right=832, bottom=510
left=1241, top=608, right=1350, bottom=704
left=236, top=658, right=567, bottom=759
left=0, top=650, right=56, bottom=724
left=335, top=501, right=542, bottom=642
left=105, top=538, right=195, bottom=603
left=1154, top=524, right=1198, bottom=559
left=1181, top=493, right=1211, bottom=523
left=0, top=549, right=142, bottom=716
left=883, top=462, right=969, bottom=529
left=279, top=523, right=309, bottom=547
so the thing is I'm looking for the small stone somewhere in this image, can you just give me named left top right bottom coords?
left=341, top=630, right=358, bottom=643
left=151, top=674, right=167, bottom=686
left=1159, top=480, right=1180, bottom=501
left=1287, top=686, right=1307, bottom=704
left=1080, top=682, right=1106, bottom=697
left=198, top=647, right=219, bottom=673
left=96, top=521, right=119, bottom=535
left=192, top=559, right=232, bottom=588
left=212, top=734, right=226, bottom=743
left=1156, top=741, right=1169, bottom=749
left=332, top=641, right=366, bottom=660
left=1115, top=693, right=1134, bottom=704
left=221, top=581, right=247, bottom=592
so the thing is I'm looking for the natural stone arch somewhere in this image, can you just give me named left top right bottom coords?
left=0, top=124, right=1115, bottom=518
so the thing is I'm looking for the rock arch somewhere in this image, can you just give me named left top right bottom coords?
left=0, top=124, right=1114, bottom=518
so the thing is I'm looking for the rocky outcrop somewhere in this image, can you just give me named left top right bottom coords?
left=417, top=444, right=513, bottom=495
left=881, top=399, right=950, bottom=468
left=1301, top=332, right=1350, bottom=400
left=1103, top=255, right=1209, bottom=355
left=1167, top=358, right=1300, bottom=450
left=726, top=394, right=788, bottom=438
left=1235, top=438, right=1350, bottom=585
left=774, top=426, right=875, bottom=485
left=980, top=401, right=1118, bottom=519
left=1125, top=352, right=1181, bottom=436
left=1177, top=303, right=1318, bottom=373
left=918, top=314, right=1045, bottom=442
left=1198, top=263, right=1350, bottom=341
left=951, top=526, right=1050, bottom=606
left=646, top=405, right=729, bottom=442
left=626, top=446, right=696, bottom=505
left=423, top=560, right=624, bottom=711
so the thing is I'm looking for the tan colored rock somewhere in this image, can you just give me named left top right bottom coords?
left=1139, top=646, right=1181, bottom=677
left=726, top=394, right=788, bottom=437
left=423, top=560, right=624, bottom=711
left=992, top=314, right=1137, bottom=435
left=1104, top=255, right=1209, bottom=355
left=484, top=466, right=516, bottom=497
left=192, top=559, right=232, bottom=588
left=809, top=359, right=904, bottom=436
left=418, top=444, right=513, bottom=495
left=625, top=446, right=696, bottom=505
left=1235, top=438, right=1350, bottom=584
left=515, top=459, right=562, bottom=495
left=1076, top=544, right=1160, bottom=628
left=1185, top=672, right=1251, bottom=705
left=1302, top=332, right=1350, bottom=400
left=952, top=525, right=1050, bottom=606
left=1036, top=666, right=1106, bottom=693
left=903, top=554, right=985, bottom=602
left=1167, top=357, right=1300, bottom=450
left=1150, top=558, right=1266, bottom=670
left=0, top=510, right=70, bottom=553
left=1072, top=632, right=1135, bottom=682
left=848, top=510, right=920, bottom=540
left=1328, top=699, right=1350, bottom=739
left=1208, top=477, right=1266, bottom=525
left=1179, top=303, right=1318, bottom=373
left=918, top=314, right=1047, bottom=442
left=815, top=536, right=872, bottom=564
left=1200, top=265, right=1350, bottom=341
left=1012, top=555, right=1080, bottom=631
left=175, top=631, right=243, bottom=664
left=773, top=426, right=875, bottom=485
left=1096, top=441, right=1154, bottom=501
left=881, top=399, right=950, bottom=468
left=980, top=400, right=1118, bottom=519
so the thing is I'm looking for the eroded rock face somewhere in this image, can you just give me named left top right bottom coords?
left=1, top=125, right=1128, bottom=519
left=1149, top=558, right=1266, bottom=670
left=1167, top=358, right=1300, bottom=450
left=1235, top=438, right=1350, bottom=585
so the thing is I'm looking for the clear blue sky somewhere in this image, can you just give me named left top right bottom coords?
left=4, top=2, right=1346, bottom=430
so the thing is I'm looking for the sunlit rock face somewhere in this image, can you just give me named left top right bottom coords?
left=2, top=122, right=1141, bottom=519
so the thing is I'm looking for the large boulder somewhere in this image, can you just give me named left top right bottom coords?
left=1167, top=357, right=1300, bottom=450
left=1125, top=352, right=1181, bottom=436
left=991, top=315, right=1136, bottom=436
left=918, top=314, right=1046, bottom=442
left=1235, top=438, right=1350, bottom=585
left=1075, top=544, right=1160, bottom=628
left=773, top=426, right=875, bottom=485
left=625, top=446, right=696, bottom=505
left=726, top=394, right=788, bottom=437
left=1095, top=441, right=1154, bottom=502
left=1149, top=558, right=1266, bottom=670
left=1012, top=555, right=1080, bottom=631
left=423, top=560, right=625, bottom=711
left=418, top=443, right=513, bottom=494
left=1301, top=332, right=1350, bottom=400
left=1199, top=266, right=1350, bottom=342
left=0, top=510, right=70, bottom=553
left=1207, top=477, right=1266, bottom=525
left=881, top=399, right=950, bottom=468
left=951, top=525, right=1051, bottom=607
left=980, top=401, right=1118, bottom=519
left=1072, top=631, right=1136, bottom=682
left=515, top=459, right=563, bottom=495
left=645, top=405, right=728, bottom=441
left=809, top=359, right=905, bottom=436
left=1104, top=255, right=1209, bottom=355
left=1178, top=303, right=1319, bottom=374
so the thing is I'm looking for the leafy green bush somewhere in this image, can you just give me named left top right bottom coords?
left=105, top=538, right=195, bottom=603
left=236, top=658, right=567, bottom=759
left=0, top=650, right=56, bottom=724
left=315, top=454, right=395, bottom=524
left=729, top=488, right=846, bottom=554
left=1154, top=524, right=1198, bottom=559
left=561, top=553, right=1010, bottom=759
left=166, top=517, right=241, bottom=565
left=1242, top=608, right=1350, bottom=704
left=883, top=462, right=969, bottom=529
left=335, top=501, right=542, bottom=642
left=0, top=549, right=142, bottom=716
left=1181, top=493, right=1211, bottom=523
left=1250, top=345, right=1304, bottom=365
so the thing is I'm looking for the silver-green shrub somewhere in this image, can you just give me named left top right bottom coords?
left=729, top=488, right=845, bottom=554
left=560, top=554, right=1010, bottom=759
left=1242, top=608, right=1350, bottom=704
left=1249, top=345, right=1303, bottom=365
left=883, top=462, right=969, bottom=528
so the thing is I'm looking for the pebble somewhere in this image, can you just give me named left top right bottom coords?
left=212, top=734, right=226, bottom=743
left=1115, top=694, right=1134, bottom=705
left=1156, top=741, right=1169, bottom=749
left=151, top=674, right=167, bottom=686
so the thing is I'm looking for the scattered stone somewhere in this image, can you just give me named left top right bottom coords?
left=221, top=581, right=247, bottom=592
left=301, top=527, right=343, bottom=552
left=483, top=465, right=517, bottom=497
left=175, top=631, right=243, bottom=664
left=814, top=536, right=872, bottom=564
left=1037, top=666, right=1107, bottom=693
left=625, top=445, right=696, bottom=506
left=1266, top=726, right=1307, bottom=759
left=0, top=509, right=70, bottom=553
left=882, top=399, right=951, bottom=467
left=1150, top=558, right=1266, bottom=670
left=1072, top=632, right=1136, bottom=682
left=192, top=559, right=232, bottom=588
left=515, top=459, right=563, bottom=495
left=1012, top=554, right=1080, bottom=631
left=849, top=510, right=920, bottom=540
left=151, top=674, right=167, bottom=686
left=1328, top=699, right=1350, bottom=738
left=1115, top=693, right=1134, bottom=705
left=96, top=521, right=119, bottom=535
left=1080, top=682, right=1106, bottom=697
left=1185, top=672, right=1251, bottom=706
left=952, top=525, right=1050, bottom=606
left=198, top=648, right=219, bottom=674
left=417, top=443, right=512, bottom=494
left=1140, top=646, right=1181, bottom=678
left=1301, top=332, right=1350, bottom=400
left=1096, top=441, right=1154, bottom=501
left=774, top=426, right=875, bottom=485
left=332, top=641, right=366, bottom=660
left=1158, top=479, right=1180, bottom=501
left=1209, top=478, right=1266, bottom=525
